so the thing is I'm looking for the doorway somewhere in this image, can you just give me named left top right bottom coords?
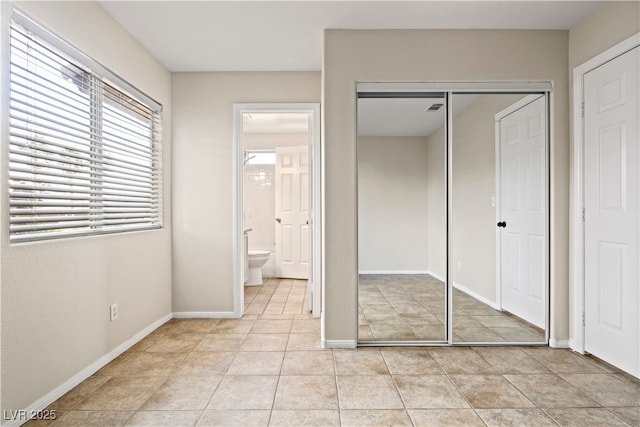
left=572, top=34, right=640, bottom=378
left=233, top=103, right=321, bottom=318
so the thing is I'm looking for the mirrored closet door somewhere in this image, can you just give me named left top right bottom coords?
left=450, top=93, right=548, bottom=344
left=357, top=93, right=447, bottom=343
left=356, top=85, right=549, bottom=346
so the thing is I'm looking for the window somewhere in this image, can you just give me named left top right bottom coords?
left=244, top=150, right=276, bottom=166
left=8, top=10, right=163, bottom=242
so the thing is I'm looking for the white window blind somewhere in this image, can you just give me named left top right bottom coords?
left=8, top=11, right=163, bottom=243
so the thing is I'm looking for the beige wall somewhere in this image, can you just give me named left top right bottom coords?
left=451, top=94, right=524, bottom=303
left=171, top=72, right=320, bottom=313
left=357, top=136, right=429, bottom=273
left=323, top=29, right=569, bottom=344
left=1, top=1, right=172, bottom=413
left=567, top=1, right=640, bottom=340
left=569, top=1, right=639, bottom=68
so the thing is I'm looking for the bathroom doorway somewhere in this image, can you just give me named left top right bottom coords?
left=233, top=103, right=321, bottom=318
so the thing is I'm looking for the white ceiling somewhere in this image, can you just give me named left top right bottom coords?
left=357, top=94, right=480, bottom=137
left=358, top=97, right=446, bottom=137
left=99, top=1, right=603, bottom=72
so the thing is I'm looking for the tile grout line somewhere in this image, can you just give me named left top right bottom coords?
left=187, top=319, right=232, bottom=427
left=468, top=346, right=532, bottom=426
left=382, top=350, right=417, bottom=427
left=332, top=348, right=342, bottom=426
left=427, top=348, right=482, bottom=417
left=195, top=324, right=234, bottom=426
left=492, top=348, right=620, bottom=426
left=471, top=347, right=538, bottom=409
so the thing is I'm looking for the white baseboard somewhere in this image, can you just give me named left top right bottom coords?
left=425, top=271, right=446, bottom=282
left=172, top=311, right=237, bottom=319
left=358, top=270, right=446, bottom=281
left=358, top=270, right=430, bottom=275
left=322, top=339, right=357, bottom=349
left=568, top=338, right=585, bottom=353
left=549, top=339, right=570, bottom=348
left=452, top=281, right=500, bottom=311
left=8, top=313, right=172, bottom=427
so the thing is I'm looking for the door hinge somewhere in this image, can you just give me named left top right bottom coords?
left=582, top=207, right=586, bottom=222
left=581, top=102, right=585, bottom=118
left=582, top=311, right=586, bottom=326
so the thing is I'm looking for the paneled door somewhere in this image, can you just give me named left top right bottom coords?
left=584, top=46, right=639, bottom=376
left=275, top=146, right=309, bottom=279
left=498, top=95, right=547, bottom=329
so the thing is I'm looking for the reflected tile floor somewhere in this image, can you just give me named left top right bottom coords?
left=358, top=274, right=545, bottom=343
left=27, top=278, right=639, bottom=426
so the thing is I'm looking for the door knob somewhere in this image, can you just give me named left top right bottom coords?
left=276, top=218, right=281, bottom=223
left=497, top=221, right=507, bottom=228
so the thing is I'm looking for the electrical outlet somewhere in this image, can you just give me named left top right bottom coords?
left=110, top=303, right=118, bottom=321
left=457, top=261, right=462, bottom=271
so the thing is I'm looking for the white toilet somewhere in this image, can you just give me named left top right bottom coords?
left=246, top=250, right=270, bottom=285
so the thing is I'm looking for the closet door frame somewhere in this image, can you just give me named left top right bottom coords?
left=355, top=82, right=551, bottom=346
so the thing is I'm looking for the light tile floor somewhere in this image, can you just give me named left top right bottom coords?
left=26, top=278, right=639, bottom=426
left=359, top=274, right=545, bottom=343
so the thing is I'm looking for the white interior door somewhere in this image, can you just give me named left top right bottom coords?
left=584, top=46, right=639, bottom=377
left=498, top=95, right=546, bottom=329
left=275, top=146, right=309, bottom=279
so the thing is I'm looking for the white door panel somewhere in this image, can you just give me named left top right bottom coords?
left=498, top=95, right=546, bottom=329
left=276, top=146, right=309, bottom=279
left=584, top=46, right=639, bottom=376
left=527, top=148, right=544, bottom=211
left=301, top=172, right=309, bottom=212
left=528, top=235, right=544, bottom=300
left=301, top=224, right=310, bottom=264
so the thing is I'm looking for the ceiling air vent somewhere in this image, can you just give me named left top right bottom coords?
left=426, top=103, right=444, bottom=112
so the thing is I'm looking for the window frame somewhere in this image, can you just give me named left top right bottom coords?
left=8, top=9, right=163, bottom=243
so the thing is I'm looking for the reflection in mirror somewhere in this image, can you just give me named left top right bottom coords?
left=451, top=93, right=547, bottom=344
left=357, top=94, right=446, bottom=342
